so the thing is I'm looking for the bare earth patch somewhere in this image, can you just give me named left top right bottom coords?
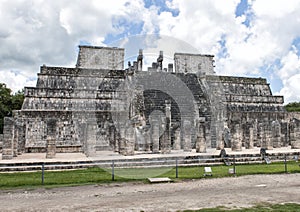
left=1, top=173, right=300, bottom=211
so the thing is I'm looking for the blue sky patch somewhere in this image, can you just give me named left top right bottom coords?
left=259, top=59, right=283, bottom=93
left=144, top=0, right=179, bottom=16
left=235, top=0, right=252, bottom=27
left=79, top=40, right=91, bottom=46
left=217, top=34, right=229, bottom=59
left=292, top=37, right=300, bottom=56
left=104, top=19, right=144, bottom=45
left=235, top=0, right=248, bottom=17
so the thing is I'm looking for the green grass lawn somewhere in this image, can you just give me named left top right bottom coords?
left=0, top=161, right=299, bottom=189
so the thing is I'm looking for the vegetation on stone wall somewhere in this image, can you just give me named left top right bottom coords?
left=285, top=102, right=300, bottom=112
left=0, top=83, right=24, bottom=134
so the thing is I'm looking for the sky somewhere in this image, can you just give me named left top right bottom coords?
left=0, top=0, right=300, bottom=103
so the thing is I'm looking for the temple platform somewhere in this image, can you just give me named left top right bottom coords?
left=0, top=147, right=299, bottom=172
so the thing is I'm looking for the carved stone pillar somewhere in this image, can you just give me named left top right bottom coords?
left=13, top=124, right=18, bottom=157
left=119, top=121, right=135, bottom=156
left=160, top=101, right=171, bottom=153
left=253, top=120, right=258, bottom=147
left=46, top=118, right=57, bottom=159
left=222, top=124, right=231, bottom=148
left=183, top=120, right=192, bottom=152
left=2, top=117, right=14, bottom=160
left=258, top=123, right=264, bottom=147
left=290, top=118, right=300, bottom=149
left=17, top=122, right=26, bottom=155
left=151, top=121, right=160, bottom=153
left=248, top=127, right=254, bottom=149
left=262, top=124, right=273, bottom=150
left=173, top=128, right=181, bottom=150
left=196, top=121, right=206, bottom=153
left=144, top=129, right=151, bottom=152
left=85, top=123, right=97, bottom=157
left=231, top=124, right=242, bottom=151
left=272, top=120, right=281, bottom=148
left=216, top=129, right=224, bottom=150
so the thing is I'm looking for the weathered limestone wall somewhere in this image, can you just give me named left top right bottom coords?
left=286, top=112, right=300, bottom=120
left=76, top=46, right=124, bottom=70
left=205, top=75, right=286, bottom=150
left=18, top=59, right=128, bottom=153
left=174, top=53, right=214, bottom=74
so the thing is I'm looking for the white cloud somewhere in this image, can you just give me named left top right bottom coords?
left=278, top=48, right=300, bottom=103
left=252, top=0, right=300, bottom=18
left=0, top=70, right=36, bottom=93
left=152, top=0, right=300, bottom=103
left=1, top=0, right=300, bottom=103
left=0, top=0, right=132, bottom=92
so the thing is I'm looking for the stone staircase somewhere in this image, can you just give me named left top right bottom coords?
left=0, top=151, right=298, bottom=172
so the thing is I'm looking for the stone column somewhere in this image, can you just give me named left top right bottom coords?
left=262, top=124, right=273, bottom=150
left=160, top=131, right=171, bottom=153
left=183, top=120, right=192, bottom=152
left=231, top=124, right=242, bottom=151
left=144, top=129, right=151, bottom=152
left=17, top=123, right=26, bottom=155
left=2, top=117, right=14, bottom=160
left=117, top=123, right=125, bottom=153
left=165, top=101, right=171, bottom=151
left=216, top=129, right=224, bottom=150
left=281, top=122, right=289, bottom=147
left=272, top=120, right=281, bottom=148
left=248, top=127, right=254, bottom=149
left=290, top=119, right=300, bottom=149
left=123, top=121, right=135, bottom=155
left=253, top=120, right=258, bottom=147
left=222, top=123, right=231, bottom=148
left=196, top=121, right=206, bottom=153
left=46, top=118, right=57, bottom=159
left=80, top=123, right=87, bottom=153
left=151, top=120, right=160, bottom=153
left=85, top=123, right=97, bottom=157
left=13, top=124, right=18, bottom=157
left=135, top=127, right=145, bottom=151
left=0, top=134, right=3, bottom=153
left=173, top=128, right=181, bottom=150
left=258, top=123, right=264, bottom=147
left=160, top=101, right=171, bottom=153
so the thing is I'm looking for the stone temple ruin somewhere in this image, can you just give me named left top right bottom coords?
left=1, top=45, right=300, bottom=159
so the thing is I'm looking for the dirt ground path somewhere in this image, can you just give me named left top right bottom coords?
left=1, top=173, right=300, bottom=211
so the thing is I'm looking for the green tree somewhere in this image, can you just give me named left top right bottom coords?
left=285, top=102, right=300, bottom=112
left=11, top=89, right=24, bottom=111
left=0, top=83, right=24, bottom=134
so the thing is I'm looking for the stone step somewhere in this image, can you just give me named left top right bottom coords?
left=0, top=153, right=295, bottom=172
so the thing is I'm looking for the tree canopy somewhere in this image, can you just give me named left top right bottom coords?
left=0, top=83, right=24, bottom=134
left=285, top=102, right=300, bottom=112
